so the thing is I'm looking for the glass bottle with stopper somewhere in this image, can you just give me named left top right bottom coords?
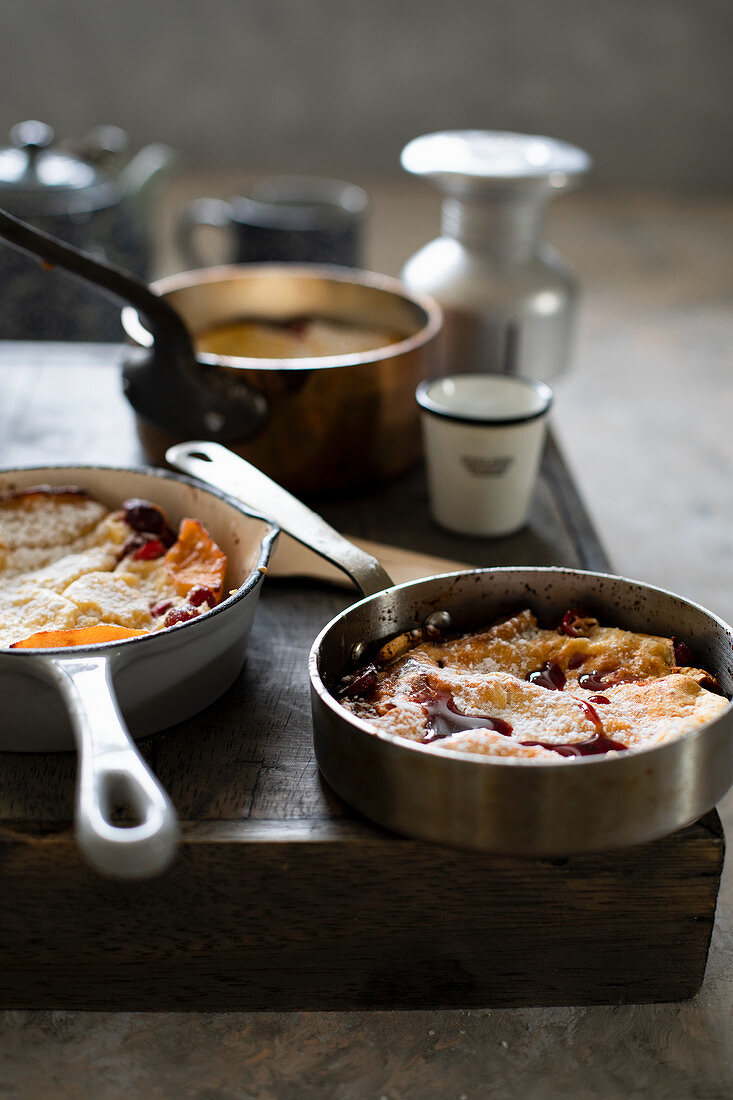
left=400, top=130, right=592, bottom=380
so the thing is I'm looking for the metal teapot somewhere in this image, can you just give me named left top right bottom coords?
left=0, top=120, right=175, bottom=339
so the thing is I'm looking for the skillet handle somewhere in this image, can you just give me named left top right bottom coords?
left=167, top=440, right=394, bottom=597
left=42, top=655, right=179, bottom=880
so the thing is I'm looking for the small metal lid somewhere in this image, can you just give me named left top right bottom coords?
left=401, top=130, right=592, bottom=198
left=0, top=121, right=116, bottom=216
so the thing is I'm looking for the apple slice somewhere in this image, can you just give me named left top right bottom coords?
left=11, top=624, right=148, bottom=648
left=164, top=519, right=226, bottom=601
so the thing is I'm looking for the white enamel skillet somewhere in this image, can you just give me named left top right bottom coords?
left=170, top=442, right=733, bottom=856
left=0, top=464, right=277, bottom=879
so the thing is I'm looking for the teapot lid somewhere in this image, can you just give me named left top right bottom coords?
left=0, top=121, right=116, bottom=215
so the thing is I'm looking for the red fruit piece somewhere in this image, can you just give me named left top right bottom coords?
left=151, top=599, right=174, bottom=617
left=559, top=609, right=586, bottom=637
left=122, top=499, right=176, bottom=546
left=188, top=584, right=216, bottom=608
left=528, top=661, right=566, bottom=690
left=339, top=664, right=379, bottom=700
left=163, top=605, right=199, bottom=628
left=559, top=609, right=598, bottom=638
left=673, top=637, right=695, bottom=667
left=120, top=534, right=146, bottom=558
left=132, top=538, right=166, bottom=561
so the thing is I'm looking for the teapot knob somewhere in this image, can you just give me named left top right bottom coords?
left=10, top=121, right=55, bottom=171
left=10, top=120, right=55, bottom=152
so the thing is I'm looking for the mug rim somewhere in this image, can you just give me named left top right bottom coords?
left=231, top=176, right=369, bottom=230
left=416, top=372, right=553, bottom=427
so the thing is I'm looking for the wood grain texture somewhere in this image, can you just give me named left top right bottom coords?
left=0, top=344, right=722, bottom=1010
left=0, top=815, right=723, bottom=1010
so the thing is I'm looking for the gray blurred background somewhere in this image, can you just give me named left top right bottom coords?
left=2, top=0, right=732, bottom=187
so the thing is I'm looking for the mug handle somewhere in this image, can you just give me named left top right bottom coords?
left=176, top=197, right=233, bottom=269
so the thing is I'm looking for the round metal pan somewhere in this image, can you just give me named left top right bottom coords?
left=170, top=442, right=733, bottom=857
left=0, top=463, right=278, bottom=878
left=121, top=263, right=442, bottom=493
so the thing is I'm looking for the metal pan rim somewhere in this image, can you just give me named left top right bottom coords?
left=308, top=565, right=733, bottom=771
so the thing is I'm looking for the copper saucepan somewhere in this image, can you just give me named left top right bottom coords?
left=121, top=263, right=442, bottom=492
left=0, top=207, right=442, bottom=494
left=169, top=442, right=733, bottom=857
left=0, top=463, right=277, bottom=879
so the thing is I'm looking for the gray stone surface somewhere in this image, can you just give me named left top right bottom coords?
left=0, top=991, right=732, bottom=1098
left=2, top=0, right=732, bottom=186
left=0, top=182, right=732, bottom=1097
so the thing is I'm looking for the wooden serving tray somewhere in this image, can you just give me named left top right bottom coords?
left=0, top=344, right=723, bottom=1009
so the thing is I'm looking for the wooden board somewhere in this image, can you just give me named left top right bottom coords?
left=0, top=343, right=723, bottom=1009
left=0, top=812, right=723, bottom=1010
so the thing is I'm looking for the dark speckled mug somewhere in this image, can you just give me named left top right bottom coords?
left=177, top=176, right=368, bottom=269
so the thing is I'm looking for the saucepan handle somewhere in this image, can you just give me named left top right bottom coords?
left=40, top=654, right=179, bottom=879
left=167, top=440, right=394, bottom=597
left=0, top=206, right=258, bottom=442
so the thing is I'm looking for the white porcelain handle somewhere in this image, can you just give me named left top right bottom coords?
left=42, top=655, right=179, bottom=879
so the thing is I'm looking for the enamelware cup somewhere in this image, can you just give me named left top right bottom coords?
left=416, top=372, right=553, bottom=536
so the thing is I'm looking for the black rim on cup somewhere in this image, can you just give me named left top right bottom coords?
left=416, top=372, right=553, bottom=427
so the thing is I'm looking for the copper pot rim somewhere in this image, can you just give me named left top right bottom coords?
left=122, top=262, right=443, bottom=374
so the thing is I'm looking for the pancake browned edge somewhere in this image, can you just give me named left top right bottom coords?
left=338, top=608, right=729, bottom=760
